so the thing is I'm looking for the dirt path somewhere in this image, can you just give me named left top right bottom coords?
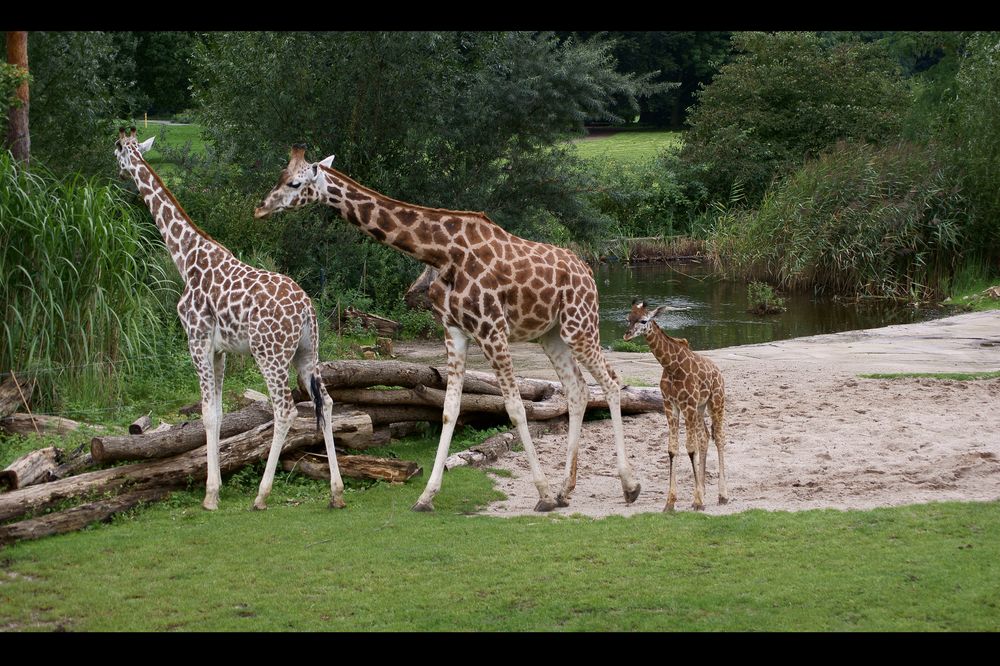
left=395, top=311, right=1000, bottom=517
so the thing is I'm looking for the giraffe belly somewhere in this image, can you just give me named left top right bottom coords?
left=212, top=327, right=251, bottom=355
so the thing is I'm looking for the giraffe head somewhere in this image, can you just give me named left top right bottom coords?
left=113, top=126, right=155, bottom=179
left=253, top=144, right=335, bottom=219
left=623, top=300, right=682, bottom=341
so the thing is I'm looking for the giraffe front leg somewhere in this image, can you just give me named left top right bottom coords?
left=664, top=401, right=680, bottom=512
left=482, top=332, right=557, bottom=512
left=189, top=340, right=221, bottom=511
left=413, top=327, right=468, bottom=513
left=539, top=328, right=588, bottom=508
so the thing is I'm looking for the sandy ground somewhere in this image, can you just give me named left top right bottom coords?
left=395, top=311, right=1000, bottom=517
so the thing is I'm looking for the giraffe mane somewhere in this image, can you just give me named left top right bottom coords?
left=318, top=164, right=494, bottom=224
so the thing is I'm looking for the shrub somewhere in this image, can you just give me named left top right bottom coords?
left=682, top=32, right=910, bottom=207
left=0, top=152, right=175, bottom=410
left=712, top=141, right=967, bottom=300
left=747, top=281, right=786, bottom=315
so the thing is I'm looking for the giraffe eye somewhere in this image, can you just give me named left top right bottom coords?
left=287, top=181, right=301, bottom=190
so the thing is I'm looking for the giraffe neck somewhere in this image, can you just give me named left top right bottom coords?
left=318, top=165, right=488, bottom=268
left=644, top=323, right=689, bottom=371
left=128, top=157, right=231, bottom=278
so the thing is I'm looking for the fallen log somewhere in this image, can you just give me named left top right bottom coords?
left=50, top=445, right=95, bottom=481
left=1, top=414, right=82, bottom=437
left=326, top=385, right=563, bottom=420
left=341, top=306, right=401, bottom=337
left=0, top=415, right=327, bottom=523
left=0, top=487, right=171, bottom=547
left=357, top=405, right=445, bottom=426
left=0, top=374, right=35, bottom=419
left=90, top=401, right=274, bottom=463
left=91, top=401, right=373, bottom=462
left=445, top=421, right=565, bottom=470
left=282, top=451, right=422, bottom=483
left=314, top=360, right=551, bottom=401
left=0, top=447, right=59, bottom=490
left=129, top=414, right=153, bottom=435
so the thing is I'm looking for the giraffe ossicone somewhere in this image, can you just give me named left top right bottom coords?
left=114, top=128, right=346, bottom=512
left=624, top=300, right=728, bottom=511
left=256, top=145, right=643, bottom=512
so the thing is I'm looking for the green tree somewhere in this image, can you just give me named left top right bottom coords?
left=682, top=32, right=910, bottom=206
left=0, top=31, right=141, bottom=176
left=134, top=31, right=198, bottom=115
left=189, top=31, right=654, bottom=301
left=940, top=32, right=1000, bottom=258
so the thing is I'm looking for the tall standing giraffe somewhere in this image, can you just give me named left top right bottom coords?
left=623, top=301, right=727, bottom=511
left=254, top=145, right=641, bottom=512
left=113, top=128, right=345, bottom=511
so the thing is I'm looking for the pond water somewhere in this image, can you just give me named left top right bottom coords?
left=594, top=262, right=941, bottom=350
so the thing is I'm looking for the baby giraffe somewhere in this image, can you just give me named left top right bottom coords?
left=624, top=301, right=727, bottom=511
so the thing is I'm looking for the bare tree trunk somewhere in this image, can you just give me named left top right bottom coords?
left=5, top=31, right=30, bottom=164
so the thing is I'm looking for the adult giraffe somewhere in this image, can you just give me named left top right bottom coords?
left=114, top=129, right=345, bottom=511
left=254, top=145, right=641, bottom=512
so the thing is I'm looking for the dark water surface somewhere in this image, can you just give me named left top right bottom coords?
left=595, top=262, right=940, bottom=350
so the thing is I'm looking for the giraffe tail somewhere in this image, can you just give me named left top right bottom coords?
left=310, top=374, right=325, bottom=432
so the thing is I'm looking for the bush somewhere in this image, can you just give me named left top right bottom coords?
left=586, top=149, right=707, bottom=239
left=712, top=141, right=967, bottom=300
left=0, top=151, right=176, bottom=410
left=682, top=32, right=910, bottom=207
left=747, top=281, right=786, bottom=315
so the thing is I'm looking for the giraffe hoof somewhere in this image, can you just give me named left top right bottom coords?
left=663, top=503, right=675, bottom=513
left=623, top=483, right=641, bottom=505
left=555, top=494, right=571, bottom=508
left=329, top=498, right=346, bottom=510
left=692, top=502, right=705, bottom=512
left=202, top=499, right=218, bottom=511
left=252, top=499, right=268, bottom=511
left=535, top=498, right=558, bottom=512
left=718, top=497, right=729, bottom=505
left=411, top=500, right=435, bottom=513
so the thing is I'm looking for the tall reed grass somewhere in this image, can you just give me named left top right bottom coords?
left=711, top=141, right=967, bottom=301
left=0, top=151, right=176, bottom=410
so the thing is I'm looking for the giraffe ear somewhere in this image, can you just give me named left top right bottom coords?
left=318, top=154, right=335, bottom=169
left=137, top=137, right=155, bottom=154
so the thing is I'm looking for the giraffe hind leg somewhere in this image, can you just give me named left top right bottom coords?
left=539, top=327, right=588, bottom=508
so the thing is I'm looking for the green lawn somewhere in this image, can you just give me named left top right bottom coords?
left=133, top=121, right=208, bottom=171
left=570, top=129, right=683, bottom=163
left=2, top=428, right=998, bottom=631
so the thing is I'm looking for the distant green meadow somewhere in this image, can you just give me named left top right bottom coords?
left=570, top=129, right=683, bottom=163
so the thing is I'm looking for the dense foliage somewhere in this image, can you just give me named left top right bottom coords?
left=134, top=31, right=198, bottom=115
left=712, top=141, right=966, bottom=300
left=682, top=32, right=910, bottom=206
left=0, top=32, right=141, bottom=177
left=0, top=151, right=174, bottom=409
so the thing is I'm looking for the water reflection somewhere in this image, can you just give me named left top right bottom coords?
left=595, top=262, right=938, bottom=350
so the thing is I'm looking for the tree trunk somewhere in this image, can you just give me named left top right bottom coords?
left=128, top=414, right=153, bottom=435
left=0, top=416, right=326, bottom=523
left=282, top=451, right=422, bottom=483
left=0, top=374, right=34, bottom=419
left=313, top=360, right=552, bottom=400
left=356, top=405, right=447, bottom=426
left=5, top=31, right=30, bottom=164
left=1, top=413, right=82, bottom=436
left=0, top=487, right=172, bottom=547
left=90, top=401, right=274, bottom=463
left=0, top=447, right=59, bottom=490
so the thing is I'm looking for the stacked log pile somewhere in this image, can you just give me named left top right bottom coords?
left=0, top=359, right=663, bottom=547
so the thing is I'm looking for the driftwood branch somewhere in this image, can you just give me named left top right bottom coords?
left=282, top=451, right=422, bottom=483
left=0, top=487, right=172, bottom=547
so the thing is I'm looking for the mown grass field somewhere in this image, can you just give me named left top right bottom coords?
left=2, top=427, right=999, bottom=632
left=134, top=122, right=208, bottom=171
left=571, top=129, right=683, bottom=163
